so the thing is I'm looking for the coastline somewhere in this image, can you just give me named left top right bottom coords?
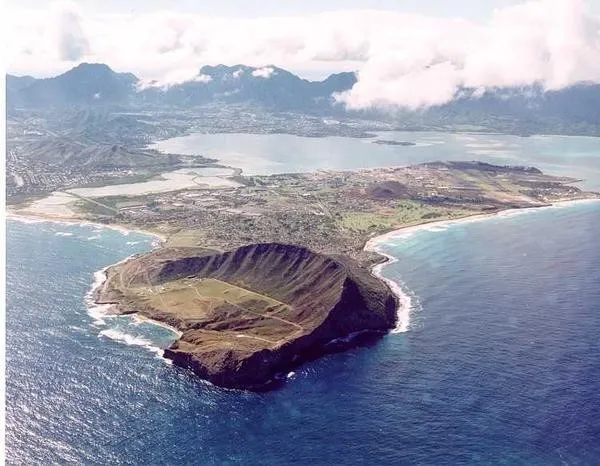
left=365, top=197, right=600, bottom=334
left=131, top=314, right=183, bottom=338
left=8, top=211, right=181, bottom=351
left=9, top=197, right=599, bottom=349
left=6, top=211, right=169, bottom=244
left=85, top=256, right=183, bottom=356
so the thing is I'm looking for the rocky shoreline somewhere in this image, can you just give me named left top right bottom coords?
left=95, top=243, right=399, bottom=390
left=13, top=192, right=599, bottom=391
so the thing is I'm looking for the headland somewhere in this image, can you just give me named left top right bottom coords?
left=9, top=160, right=599, bottom=390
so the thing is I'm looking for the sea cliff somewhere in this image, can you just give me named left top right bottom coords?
left=96, top=243, right=398, bottom=390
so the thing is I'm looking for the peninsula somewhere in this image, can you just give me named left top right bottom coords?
left=372, top=139, right=416, bottom=146
left=11, top=160, right=599, bottom=389
left=96, top=243, right=397, bottom=389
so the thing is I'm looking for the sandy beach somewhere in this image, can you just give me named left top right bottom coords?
left=365, top=197, right=600, bottom=333
left=8, top=197, right=599, bottom=341
left=366, top=197, right=600, bottom=251
left=6, top=211, right=169, bottom=244
left=132, top=314, right=183, bottom=338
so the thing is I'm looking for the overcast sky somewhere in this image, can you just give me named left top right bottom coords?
left=8, top=0, right=600, bottom=19
left=3, top=1, right=557, bottom=19
left=7, top=0, right=600, bottom=108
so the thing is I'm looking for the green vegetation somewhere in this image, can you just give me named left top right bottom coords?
left=135, top=278, right=290, bottom=323
left=165, top=229, right=210, bottom=248
left=339, top=201, right=471, bottom=233
left=72, top=199, right=115, bottom=217
left=5, top=193, right=46, bottom=207
left=72, top=193, right=155, bottom=217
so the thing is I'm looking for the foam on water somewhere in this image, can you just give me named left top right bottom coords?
left=425, top=225, right=449, bottom=232
left=85, top=270, right=112, bottom=326
left=87, top=303, right=116, bottom=327
left=83, top=253, right=181, bottom=361
left=84, top=255, right=137, bottom=326
left=7, top=213, right=165, bottom=244
left=365, top=199, right=600, bottom=334
left=368, top=248, right=419, bottom=333
left=368, top=199, right=600, bottom=250
left=98, top=329, right=162, bottom=356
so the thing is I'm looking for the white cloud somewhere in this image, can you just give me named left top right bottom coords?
left=251, top=66, right=275, bottom=78
left=195, top=74, right=212, bottom=83
left=52, top=1, right=90, bottom=61
left=232, top=68, right=244, bottom=78
left=137, top=70, right=212, bottom=90
left=6, top=0, right=600, bottom=108
left=337, top=0, right=600, bottom=109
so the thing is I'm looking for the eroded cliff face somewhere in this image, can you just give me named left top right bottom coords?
left=96, top=243, right=398, bottom=390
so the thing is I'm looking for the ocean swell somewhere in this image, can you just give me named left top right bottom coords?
left=365, top=198, right=600, bottom=335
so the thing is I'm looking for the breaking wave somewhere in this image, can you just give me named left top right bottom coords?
left=98, top=329, right=163, bottom=357
left=368, top=249, right=420, bottom=333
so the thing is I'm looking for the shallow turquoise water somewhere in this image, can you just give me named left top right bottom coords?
left=151, top=131, right=600, bottom=190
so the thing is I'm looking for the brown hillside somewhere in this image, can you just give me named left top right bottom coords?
left=96, top=243, right=398, bottom=390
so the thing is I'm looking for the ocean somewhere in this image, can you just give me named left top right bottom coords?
left=6, top=200, right=600, bottom=465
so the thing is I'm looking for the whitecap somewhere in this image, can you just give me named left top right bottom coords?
left=84, top=255, right=136, bottom=326
left=7, top=213, right=163, bottom=243
left=87, top=303, right=116, bottom=326
left=425, top=225, right=449, bottom=232
left=99, top=329, right=162, bottom=356
left=368, top=249, right=420, bottom=333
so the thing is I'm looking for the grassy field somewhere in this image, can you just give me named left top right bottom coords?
left=132, top=277, right=290, bottom=320
left=72, top=193, right=154, bottom=217
left=124, top=277, right=300, bottom=346
left=165, top=229, right=210, bottom=247
left=339, top=201, right=471, bottom=233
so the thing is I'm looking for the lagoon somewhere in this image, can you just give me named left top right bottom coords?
left=151, top=131, right=600, bottom=190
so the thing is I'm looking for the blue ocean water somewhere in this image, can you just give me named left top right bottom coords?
left=6, top=201, right=600, bottom=465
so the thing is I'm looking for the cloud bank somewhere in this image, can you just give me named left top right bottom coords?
left=7, top=0, right=600, bottom=108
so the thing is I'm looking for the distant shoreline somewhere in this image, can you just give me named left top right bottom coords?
left=365, top=197, right=600, bottom=333
left=366, top=197, right=600, bottom=251
left=6, top=211, right=168, bottom=244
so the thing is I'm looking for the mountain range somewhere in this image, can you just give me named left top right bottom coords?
left=7, top=63, right=357, bottom=113
left=7, top=63, right=600, bottom=134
